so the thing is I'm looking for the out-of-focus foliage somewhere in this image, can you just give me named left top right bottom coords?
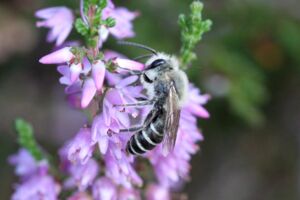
left=15, top=119, right=44, bottom=161
left=196, top=1, right=300, bottom=126
left=178, top=1, right=212, bottom=69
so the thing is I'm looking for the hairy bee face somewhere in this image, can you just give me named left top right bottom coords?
left=147, top=59, right=167, bottom=70
left=145, top=53, right=179, bottom=71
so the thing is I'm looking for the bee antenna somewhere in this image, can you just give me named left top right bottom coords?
left=133, top=54, right=154, bottom=61
left=117, top=41, right=157, bottom=55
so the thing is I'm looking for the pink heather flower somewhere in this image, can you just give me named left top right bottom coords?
left=91, top=75, right=144, bottom=187
left=39, top=47, right=74, bottom=64
left=64, top=82, right=83, bottom=109
left=56, top=58, right=107, bottom=108
left=104, top=50, right=126, bottom=60
left=104, top=147, right=142, bottom=187
left=92, top=177, right=117, bottom=200
left=146, top=184, right=170, bottom=200
left=67, top=159, right=99, bottom=191
left=114, top=58, right=145, bottom=71
left=81, top=78, right=97, bottom=108
left=67, top=128, right=95, bottom=165
left=59, top=143, right=72, bottom=173
left=98, top=1, right=138, bottom=47
left=12, top=174, right=60, bottom=200
left=92, top=75, right=143, bottom=154
left=92, top=60, right=106, bottom=90
left=147, top=85, right=209, bottom=187
left=104, top=50, right=145, bottom=86
left=9, top=149, right=49, bottom=180
left=9, top=149, right=39, bottom=178
left=36, top=7, right=74, bottom=46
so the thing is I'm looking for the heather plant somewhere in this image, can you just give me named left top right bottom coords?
left=9, top=1, right=211, bottom=199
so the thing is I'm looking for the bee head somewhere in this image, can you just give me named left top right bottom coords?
left=145, top=53, right=179, bottom=71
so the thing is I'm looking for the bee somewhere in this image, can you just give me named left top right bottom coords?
left=116, top=41, right=188, bottom=156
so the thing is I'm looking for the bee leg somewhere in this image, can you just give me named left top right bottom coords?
left=119, top=107, right=159, bottom=133
left=116, top=67, right=142, bottom=75
left=113, top=100, right=154, bottom=107
left=119, top=126, right=144, bottom=132
left=135, top=97, right=148, bottom=101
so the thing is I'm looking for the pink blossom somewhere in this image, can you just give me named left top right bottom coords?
left=114, top=58, right=145, bottom=71
left=9, top=149, right=39, bottom=178
left=98, top=1, right=138, bottom=47
left=146, top=184, right=170, bottom=200
left=39, top=47, right=74, bottom=64
left=81, top=78, right=97, bottom=108
left=56, top=58, right=107, bottom=108
left=12, top=174, right=60, bottom=200
left=9, top=149, right=49, bottom=180
left=36, top=7, right=74, bottom=46
left=69, top=63, right=82, bottom=83
left=104, top=147, right=142, bottom=187
left=92, top=60, right=106, bottom=90
left=91, top=75, right=144, bottom=187
left=91, top=75, right=143, bottom=154
left=67, top=128, right=95, bottom=165
left=92, top=177, right=117, bottom=200
left=67, top=159, right=99, bottom=191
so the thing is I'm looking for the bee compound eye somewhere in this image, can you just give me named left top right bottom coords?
left=149, top=59, right=166, bottom=69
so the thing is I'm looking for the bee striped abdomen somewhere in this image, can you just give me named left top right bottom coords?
left=127, top=113, right=165, bottom=155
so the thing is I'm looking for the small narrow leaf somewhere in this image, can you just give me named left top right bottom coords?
left=75, top=18, right=89, bottom=36
left=178, top=1, right=212, bottom=69
left=15, top=118, right=43, bottom=161
left=105, top=17, right=116, bottom=28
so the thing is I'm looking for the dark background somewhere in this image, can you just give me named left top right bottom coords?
left=0, top=0, right=300, bottom=199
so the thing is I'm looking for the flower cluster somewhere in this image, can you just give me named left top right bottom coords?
left=10, top=0, right=211, bottom=199
left=9, top=149, right=60, bottom=199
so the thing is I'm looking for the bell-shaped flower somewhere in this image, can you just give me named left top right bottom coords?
left=67, top=128, right=95, bottom=165
left=36, top=7, right=74, bottom=46
left=67, top=159, right=99, bottom=191
left=39, top=47, right=74, bottom=64
left=92, top=177, right=117, bottom=200
left=98, top=1, right=138, bottom=47
left=114, top=58, right=145, bottom=71
left=81, top=78, right=97, bottom=108
left=146, top=184, right=170, bottom=200
left=12, top=174, right=61, bottom=200
left=92, top=60, right=106, bottom=90
left=104, top=147, right=143, bottom=187
left=9, top=149, right=49, bottom=181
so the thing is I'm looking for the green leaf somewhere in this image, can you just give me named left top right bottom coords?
left=15, top=118, right=43, bottom=161
left=178, top=1, right=212, bottom=69
left=75, top=18, right=89, bottom=36
left=105, top=17, right=116, bottom=28
left=99, top=0, right=107, bottom=9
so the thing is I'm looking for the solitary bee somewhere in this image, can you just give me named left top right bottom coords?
left=116, top=41, right=188, bottom=156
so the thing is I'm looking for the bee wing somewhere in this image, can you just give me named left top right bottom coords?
left=162, top=82, right=181, bottom=156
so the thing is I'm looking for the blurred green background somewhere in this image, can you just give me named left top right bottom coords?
left=1, top=0, right=300, bottom=199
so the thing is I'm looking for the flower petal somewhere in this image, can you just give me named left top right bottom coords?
left=116, top=75, right=138, bottom=88
left=39, top=47, right=73, bottom=64
left=92, top=60, right=106, bottom=90
left=81, top=79, right=97, bottom=108
left=70, top=63, right=82, bottom=83
left=115, top=58, right=144, bottom=70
